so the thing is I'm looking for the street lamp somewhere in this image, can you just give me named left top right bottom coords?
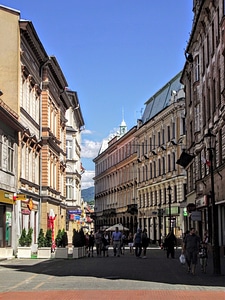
left=158, top=203, right=162, bottom=246
left=167, top=185, right=172, bottom=232
left=204, top=129, right=221, bottom=275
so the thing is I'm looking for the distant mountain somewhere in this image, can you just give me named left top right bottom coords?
left=81, top=186, right=94, bottom=202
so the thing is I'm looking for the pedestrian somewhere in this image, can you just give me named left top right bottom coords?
left=183, top=228, right=200, bottom=275
left=164, top=230, right=177, bottom=259
left=102, top=230, right=110, bottom=257
left=134, top=228, right=142, bottom=258
left=85, top=232, right=90, bottom=257
left=141, top=228, right=149, bottom=259
left=199, top=241, right=208, bottom=273
left=88, top=231, right=95, bottom=257
left=112, top=226, right=122, bottom=257
left=120, top=231, right=127, bottom=255
left=94, top=229, right=102, bottom=257
left=128, top=232, right=134, bottom=254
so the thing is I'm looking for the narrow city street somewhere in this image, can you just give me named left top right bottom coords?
left=0, top=247, right=224, bottom=300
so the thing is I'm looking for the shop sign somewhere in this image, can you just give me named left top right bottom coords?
left=13, top=194, right=27, bottom=201
left=196, top=195, right=208, bottom=208
left=0, top=190, right=14, bottom=205
left=22, top=209, right=31, bottom=215
left=68, top=210, right=82, bottom=215
left=191, top=211, right=201, bottom=221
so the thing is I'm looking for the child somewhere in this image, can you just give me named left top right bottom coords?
left=199, top=242, right=208, bottom=273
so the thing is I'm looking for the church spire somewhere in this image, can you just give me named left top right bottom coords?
left=119, top=108, right=127, bottom=136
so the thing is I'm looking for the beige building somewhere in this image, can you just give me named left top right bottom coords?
left=0, top=5, right=84, bottom=255
left=93, top=121, right=138, bottom=233
left=181, top=0, right=225, bottom=251
left=65, top=90, right=85, bottom=240
left=136, top=72, right=186, bottom=243
left=93, top=73, right=187, bottom=242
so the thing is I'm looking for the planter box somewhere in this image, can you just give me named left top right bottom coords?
left=73, top=246, right=85, bottom=259
left=17, top=247, right=32, bottom=259
left=0, top=247, right=13, bottom=259
left=55, top=247, right=68, bottom=259
left=37, top=247, right=52, bottom=259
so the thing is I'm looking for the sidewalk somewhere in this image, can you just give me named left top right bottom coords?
left=0, top=247, right=224, bottom=300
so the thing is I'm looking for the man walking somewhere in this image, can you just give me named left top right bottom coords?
left=134, top=228, right=142, bottom=258
left=112, top=227, right=122, bottom=257
left=183, top=228, right=200, bottom=275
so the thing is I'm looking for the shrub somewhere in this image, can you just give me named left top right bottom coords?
left=26, top=228, right=33, bottom=246
left=45, top=229, right=52, bottom=247
left=19, top=228, right=33, bottom=247
left=19, top=228, right=27, bottom=246
left=37, top=229, right=45, bottom=248
left=37, top=229, right=52, bottom=248
left=55, top=229, right=68, bottom=247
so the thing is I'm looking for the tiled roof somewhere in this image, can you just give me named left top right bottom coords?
left=142, top=72, right=183, bottom=124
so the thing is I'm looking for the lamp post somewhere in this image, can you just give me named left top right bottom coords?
left=204, top=129, right=221, bottom=275
left=167, top=185, right=172, bottom=232
left=158, top=203, right=162, bottom=246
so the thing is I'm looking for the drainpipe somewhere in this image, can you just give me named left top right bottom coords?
left=39, top=58, right=50, bottom=232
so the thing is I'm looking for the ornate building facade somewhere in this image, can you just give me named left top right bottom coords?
left=181, top=0, right=225, bottom=251
left=0, top=5, right=84, bottom=256
left=93, top=121, right=138, bottom=233
left=93, top=73, right=187, bottom=242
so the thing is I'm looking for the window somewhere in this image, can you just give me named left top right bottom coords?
left=212, top=21, right=215, bottom=55
left=167, top=126, right=170, bottom=142
left=172, top=123, right=175, bottom=139
left=158, top=132, right=161, bottom=146
left=168, top=154, right=171, bottom=172
left=66, top=140, right=72, bottom=159
left=162, top=129, right=165, bottom=144
left=162, top=157, right=165, bottom=174
left=153, top=161, right=156, bottom=178
left=0, top=135, right=14, bottom=173
left=172, top=153, right=176, bottom=171
left=194, top=55, right=200, bottom=82
left=158, top=159, right=161, bottom=176
left=194, top=104, right=201, bottom=132
left=66, top=177, right=74, bottom=199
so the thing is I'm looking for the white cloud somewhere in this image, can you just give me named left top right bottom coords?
left=81, top=170, right=95, bottom=189
left=82, top=129, right=93, bottom=135
left=81, top=139, right=101, bottom=159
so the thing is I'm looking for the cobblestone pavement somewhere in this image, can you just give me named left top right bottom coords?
left=0, top=247, right=224, bottom=300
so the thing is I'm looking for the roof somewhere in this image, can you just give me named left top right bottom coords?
left=141, top=72, right=183, bottom=124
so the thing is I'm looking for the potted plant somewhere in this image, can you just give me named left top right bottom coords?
left=37, top=229, right=52, bottom=259
left=55, top=229, right=68, bottom=259
left=17, top=228, right=33, bottom=258
left=72, top=228, right=86, bottom=259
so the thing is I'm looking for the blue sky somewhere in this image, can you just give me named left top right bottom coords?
left=1, top=1, right=193, bottom=189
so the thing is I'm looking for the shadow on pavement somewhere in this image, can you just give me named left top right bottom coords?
left=0, top=248, right=225, bottom=288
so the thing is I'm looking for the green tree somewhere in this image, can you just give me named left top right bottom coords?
left=45, top=229, right=52, bottom=247
left=37, top=229, right=45, bottom=248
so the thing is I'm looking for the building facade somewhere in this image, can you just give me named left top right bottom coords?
left=181, top=0, right=225, bottom=251
left=93, top=73, right=187, bottom=241
left=0, top=5, right=84, bottom=256
left=93, top=122, right=138, bottom=233
left=65, top=90, right=85, bottom=241
left=136, top=72, right=186, bottom=244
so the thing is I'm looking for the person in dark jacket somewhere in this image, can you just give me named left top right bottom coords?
left=141, top=228, right=149, bottom=258
left=134, top=228, right=142, bottom=258
left=88, top=231, right=95, bottom=257
left=164, top=230, right=177, bottom=259
left=183, top=228, right=200, bottom=275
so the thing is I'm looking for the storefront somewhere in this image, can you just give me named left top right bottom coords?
left=0, top=190, right=14, bottom=254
